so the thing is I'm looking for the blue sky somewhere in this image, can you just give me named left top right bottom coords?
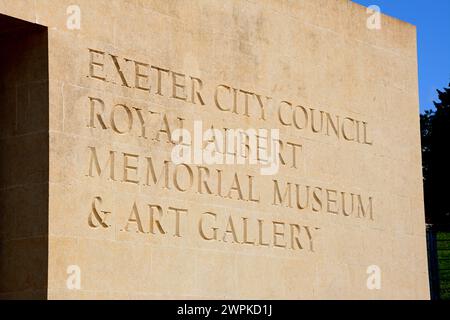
left=352, top=0, right=450, bottom=113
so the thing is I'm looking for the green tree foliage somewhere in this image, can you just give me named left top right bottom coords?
left=421, top=83, right=450, bottom=225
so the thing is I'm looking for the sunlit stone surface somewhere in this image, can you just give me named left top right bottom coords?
left=0, top=0, right=429, bottom=299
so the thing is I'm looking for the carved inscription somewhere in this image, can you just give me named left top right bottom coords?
left=82, top=48, right=376, bottom=253
left=88, top=48, right=373, bottom=146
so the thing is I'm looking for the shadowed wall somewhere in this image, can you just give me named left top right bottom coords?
left=0, top=13, right=49, bottom=299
